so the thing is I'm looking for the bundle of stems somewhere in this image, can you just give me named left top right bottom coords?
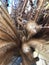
left=0, top=0, right=49, bottom=65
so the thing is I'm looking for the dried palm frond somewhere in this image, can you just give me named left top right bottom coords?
left=0, top=2, right=35, bottom=65
left=0, top=0, right=49, bottom=65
